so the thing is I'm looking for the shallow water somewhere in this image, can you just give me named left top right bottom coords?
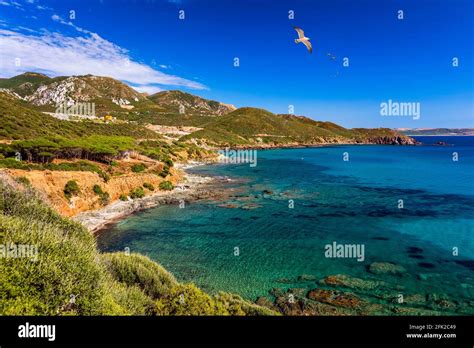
left=98, top=136, right=474, bottom=309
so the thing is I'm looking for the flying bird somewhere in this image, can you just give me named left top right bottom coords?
left=293, top=26, right=312, bottom=54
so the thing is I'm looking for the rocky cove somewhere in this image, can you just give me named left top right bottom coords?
left=74, top=172, right=225, bottom=233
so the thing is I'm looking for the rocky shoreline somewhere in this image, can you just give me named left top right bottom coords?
left=209, top=136, right=419, bottom=151
left=73, top=168, right=221, bottom=234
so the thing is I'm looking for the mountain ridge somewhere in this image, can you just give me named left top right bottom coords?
left=0, top=72, right=417, bottom=147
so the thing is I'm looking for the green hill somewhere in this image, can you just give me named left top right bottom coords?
left=111, top=90, right=235, bottom=127
left=0, top=92, right=158, bottom=140
left=148, top=90, right=235, bottom=116
left=184, top=107, right=416, bottom=147
left=0, top=73, right=235, bottom=126
left=0, top=72, right=53, bottom=97
left=0, top=72, right=416, bottom=146
left=0, top=178, right=276, bottom=315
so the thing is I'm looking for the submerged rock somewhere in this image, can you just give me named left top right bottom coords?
left=288, top=288, right=307, bottom=298
left=269, top=288, right=285, bottom=297
left=274, top=295, right=355, bottom=316
left=426, top=293, right=458, bottom=311
left=217, top=203, right=239, bottom=209
left=319, top=274, right=388, bottom=291
left=402, top=294, right=427, bottom=306
left=298, top=274, right=317, bottom=282
left=391, top=306, right=444, bottom=316
left=368, top=262, right=406, bottom=276
left=307, top=288, right=364, bottom=309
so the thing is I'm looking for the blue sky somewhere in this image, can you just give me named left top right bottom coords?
left=0, top=0, right=472, bottom=127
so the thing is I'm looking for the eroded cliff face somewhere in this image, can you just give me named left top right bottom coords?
left=3, top=168, right=182, bottom=217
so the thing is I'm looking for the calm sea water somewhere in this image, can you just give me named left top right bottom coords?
left=98, top=136, right=474, bottom=303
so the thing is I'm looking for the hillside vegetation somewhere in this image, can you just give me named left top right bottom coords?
left=184, top=107, right=416, bottom=147
left=0, top=92, right=214, bottom=166
left=0, top=72, right=415, bottom=147
left=0, top=178, right=276, bottom=315
left=0, top=92, right=158, bottom=140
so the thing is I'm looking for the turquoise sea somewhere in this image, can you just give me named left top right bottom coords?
left=98, top=136, right=474, bottom=309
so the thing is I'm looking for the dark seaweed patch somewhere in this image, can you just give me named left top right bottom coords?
left=371, top=236, right=390, bottom=241
left=454, top=260, right=474, bottom=271
left=407, top=246, right=423, bottom=254
left=295, top=214, right=318, bottom=220
left=409, top=254, right=425, bottom=260
left=418, top=262, right=436, bottom=269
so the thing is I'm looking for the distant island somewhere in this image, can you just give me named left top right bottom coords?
left=396, top=128, right=474, bottom=136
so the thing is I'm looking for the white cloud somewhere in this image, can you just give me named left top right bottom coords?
left=0, top=29, right=207, bottom=91
left=0, top=0, right=23, bottom=10
left=132, top=84, right=164, bottom=95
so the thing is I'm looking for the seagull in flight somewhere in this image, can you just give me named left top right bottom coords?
left=293, top=26, right=312, bottom=54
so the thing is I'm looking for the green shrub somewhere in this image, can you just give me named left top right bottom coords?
left=163, top=158, right=174, bottom=167
left=93, top=184, right=104, bottom=195
left=159, top=181, right=174, bottom=191
left=15, top=176, right=30, bottom=186
left=131, top=163, right=146, bottom=173
left=64, top=180, right=80, bottom=199
left=155, top=284, right=226, bottom=315
left=99, top=171, right=110, bottom=183
left=153, top=284, right=277, bottom=316
left=158, top=165, right=170, bottom=178
left=92, top=184, right=109, bottom=206
left=0, top=182, right=112, bottom=315
left=143, top=182, right=154, bottom=191
left=101, top=253, right=177, bottom=299
left=119, top=194, right=128, bottom=201
left=99, top=192, right=110, bottom=206
left=129, top=187, right=145, bottom=199
left=0, top=158, right=35, bottom=170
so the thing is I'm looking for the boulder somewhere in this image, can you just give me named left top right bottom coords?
left=307, top=288, right=363, bottom=309
left=319, top=274, right=387, bottom=291
left=368, top=262, right=406, bottom=276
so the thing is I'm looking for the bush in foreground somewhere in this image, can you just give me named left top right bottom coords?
left=0, top=179, right=277, bottom=316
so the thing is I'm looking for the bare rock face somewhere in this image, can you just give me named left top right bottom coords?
left=26, top=75, right=145, bottom=106
left=366, top=135, right=418, bottom=145
left=148, top=90, right=236, bottom=116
